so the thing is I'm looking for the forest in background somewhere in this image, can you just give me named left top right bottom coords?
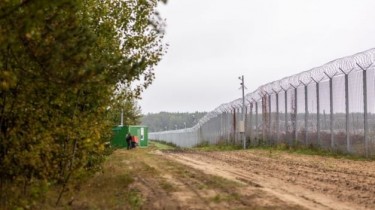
left=141, top=112, right=207, bottom=132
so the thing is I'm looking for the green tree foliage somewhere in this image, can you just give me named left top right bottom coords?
left=111, top=91, right=143, bottom=126
left=141, top=112, right=207, bottom=132
left=0, top=0, right=164, bottom=208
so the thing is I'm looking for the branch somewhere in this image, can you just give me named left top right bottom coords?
left=0, top=0, right=33, bottom=20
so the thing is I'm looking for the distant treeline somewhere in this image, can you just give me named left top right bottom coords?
left=142, top=112, right=207, bottom=132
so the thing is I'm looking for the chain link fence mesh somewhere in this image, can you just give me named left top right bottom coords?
left=150, top=48, right=375, bottom=157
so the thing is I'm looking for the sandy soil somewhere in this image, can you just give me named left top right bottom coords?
left=134, top=149, right=305, bottom=210
left=162, top=149, right=375, bottom=210
left=67, top=147, right=375, bottom=210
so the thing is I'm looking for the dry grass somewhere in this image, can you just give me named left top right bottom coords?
left=40, top=142, right=278, bottom=209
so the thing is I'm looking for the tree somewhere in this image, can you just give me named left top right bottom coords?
left=110, top=90, right=143, bottom=126
left=0, top=0, right=164, bottom=208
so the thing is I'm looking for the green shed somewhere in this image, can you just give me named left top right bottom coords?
left=111, top=125, right=148, bottom=148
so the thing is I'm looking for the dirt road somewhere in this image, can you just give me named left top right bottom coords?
left=68, top=144, right=375, bottom=209
left=163, top=149, right=375, bottom=210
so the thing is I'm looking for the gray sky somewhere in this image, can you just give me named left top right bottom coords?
left=139, top=0, right=375, bottom=114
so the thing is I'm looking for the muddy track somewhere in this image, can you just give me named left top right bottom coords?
left=164, top=150, right=375, bottom=210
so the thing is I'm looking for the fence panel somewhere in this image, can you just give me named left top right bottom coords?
left=332, top=75, right=346, bottom=151
left=348, top=69, right=365, bottom=155
left=367, top=66, right=375, bottom=157
left=149, top=48, right=375, bottom=157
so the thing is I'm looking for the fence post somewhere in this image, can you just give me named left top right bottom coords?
left=324, top=72, right=337, bottom=150
left=317, top=82, right=320, bottom=146
left=345, top=73, right=350, bottom=152
left=295, top=87, right=298, bottom=142
left=305, top=84, right=308, bottom=145
left=273, top=89, right=280, bottom=144
left=268, top=93, right=272, bottom=144
left=232, top=106, right=236, bottom=144
left=238, top=107, right=241, bottom=145
left=197, top=123, right=201, bottom=146
left=339, top=68, right=354, bottom=153
left=247, top=100, right=253, bottom=145
left=250, top=103, right=253, bottom=144
left=290, top=84, right=299, bottom=144
left=357, top=63, right=370, bottom=157
left=245, top=104, right=248, bottom=143
left=329, top=76, right=334, bottom=149
left=261, top=95, right=266, bottom=143
left=311, top=77, right=323, bottom=146
left=363, top=67, right=368, bottom=157
left=227, top=110, right=230, bottom=143
left=220, top=111, right=223, bottom=140
left=300, top=80, right=311, bottom=146
left=281, top=88, right=288, bottom=144
left=253, top=99, right=259, bottom=142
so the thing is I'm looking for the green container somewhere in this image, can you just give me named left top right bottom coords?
left=111, top=125, right=148, bottom=148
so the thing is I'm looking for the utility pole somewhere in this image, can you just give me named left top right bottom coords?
left=239, top=75, right=246, bottom=149
left=120, top=109, right=124, bottom=126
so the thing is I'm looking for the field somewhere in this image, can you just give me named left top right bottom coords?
left=50, top=141, right=375, bottom=209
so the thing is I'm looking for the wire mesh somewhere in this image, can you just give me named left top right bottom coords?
left=149, top=48, right=375, bottom=157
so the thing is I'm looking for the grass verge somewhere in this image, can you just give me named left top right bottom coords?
left=149, top=140, right=179, bottom=150
left=194, top=141, right=242, bottom=151
left=253, top=143, right=372, bottom=160
left=189, top=139, right=373, bottom=160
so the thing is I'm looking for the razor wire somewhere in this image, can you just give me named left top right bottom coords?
left=150, top=48, right=375, bottom=157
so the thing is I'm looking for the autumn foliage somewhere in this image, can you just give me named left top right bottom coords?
left=0, top=0, right=164, bottom=208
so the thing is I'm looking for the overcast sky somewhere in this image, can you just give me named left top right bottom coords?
left=139, top=0, right=375, bottom=114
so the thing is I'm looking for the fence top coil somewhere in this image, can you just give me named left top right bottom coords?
left=151, top=48, right=375, bottom=136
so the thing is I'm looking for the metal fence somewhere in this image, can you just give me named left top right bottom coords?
left=150, top=48, right=375, bottom=157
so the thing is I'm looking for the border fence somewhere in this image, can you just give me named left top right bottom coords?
left=150, top=48, right=375, bottom=157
